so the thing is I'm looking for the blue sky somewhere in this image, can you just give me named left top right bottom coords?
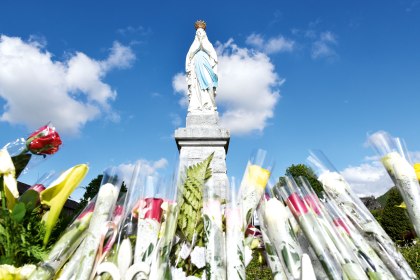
left=1, top=0, right=419, bottom=199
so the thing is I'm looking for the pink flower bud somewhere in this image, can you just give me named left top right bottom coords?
left=29, top=184, right=46, bottom=193
left=288, top=193, right=308, bottom=215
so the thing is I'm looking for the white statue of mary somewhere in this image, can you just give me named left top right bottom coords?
left=186, top=20, right=218, bottom=113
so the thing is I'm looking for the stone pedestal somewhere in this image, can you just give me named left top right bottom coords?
left=174, top=112, right=230, bottom=198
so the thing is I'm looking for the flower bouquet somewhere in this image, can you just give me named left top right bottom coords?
left=169, top=153, right=214, bottom=279
left=0, top=123, right=96, bottom=279
left=92, top=163, right=176, bottom=280
left=93, top=164, right=143, bottom=280
left=323, top=195, right=395, bottom=280
left=369, top=131, right=420, bottom=237
left=131, top=175, right=165, bottom=278
left=256, top=194, right=291, bottom=280
left=225, top=177, right=245, bottom=280
left=55, top=168, right=123, bottom=280
left=238, top=149, right=272, bottom=228
left=280, top=176, right=342, bottom=280
left=308, top=150, right=416, bottom=280
left=29, top=198, right=95, bottom=280
left=202, top=176, right=226, bottom=280
left=298, top=177, right=369, bottom=280
left=149, top=175, right=182, bottom=280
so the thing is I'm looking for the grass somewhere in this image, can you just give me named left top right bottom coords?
left=400, top=240, right=420, bottom=277
left=245, top=250, right=273, bottom=280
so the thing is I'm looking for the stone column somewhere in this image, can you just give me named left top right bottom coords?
left=174, top=112, right=230, bottom=199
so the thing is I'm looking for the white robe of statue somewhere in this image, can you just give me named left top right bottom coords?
left=186, top=28, right=218, bottom=113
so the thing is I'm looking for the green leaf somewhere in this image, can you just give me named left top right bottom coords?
left=18, top=189, right=39, bottom=213
left=11, top=202, right=26, bottom=222
left=142, top=243, right=155, bottom=261
left=177, top=153, right=214, bottom=244
left=0, top=223, right=6, bottom=237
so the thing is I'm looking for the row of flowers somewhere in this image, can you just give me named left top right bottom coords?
left=1, top=126, right=419, bottom=279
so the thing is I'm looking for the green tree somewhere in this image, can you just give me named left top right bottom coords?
left=77, top=174, right=103, bottom=212
left=76, top=174, right=128, bottom=213
left=277, top=164, right=324, bottom=196
left=380, top=187, right=413, bottom=242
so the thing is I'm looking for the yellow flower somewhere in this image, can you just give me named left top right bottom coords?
left=246, top=165, right=270, bottom=189
left=0, top=149, right=18, bottom=210
left=0, top=265, right=15, bottom=280
left=40, top=164, right=88, bottom=246
left=0, top=264, right=36, bottom=280
left=414, top=163, right=420, bottom=181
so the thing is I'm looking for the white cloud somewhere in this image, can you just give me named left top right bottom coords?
left=172, top=73, right=188, bottom=107
left=172, top=39, right=282, bottom=135
left=153, top=158, right=169, bottom=169
left=342, top=130, right=420, bottom=197
left=341, top=150, right=420, bottom=197
left=245, top=33, right=265, bottom=49
left=0, top=35, right=135, bottom=135
left=311, top=31, right=338, bottom=60
left=246, top=33, right=295, bottom=54
left=113, top=158, right=169, bottom=186
left=101, top=41, right=135, bottom=71
left=115, top=158, right=169, bottom=199
left=365, top=130, right=420, bottom=163
left=341, top=161, right=393, bottom=197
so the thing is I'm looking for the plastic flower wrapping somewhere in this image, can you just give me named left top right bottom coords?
left=225, top=177, right=245, bottom=280
left=2, top=125, right=419, bottom=280
left=368, top=131, right=420, bottom=237
left=257, top=187, right=302, bottom=280
left=308, top=149, right=416, bottom=280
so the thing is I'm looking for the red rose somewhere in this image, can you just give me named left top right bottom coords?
left=304, top=194, right=321, bottom=215
left=333, top=218, right=350, bottom=235
left=26, top=124, right=62, bottom=155
left=133, top=198, right=164, bottom=221
left=287, top=192, right=308, bottom=216
left=143, top=198, right=164, bottom=221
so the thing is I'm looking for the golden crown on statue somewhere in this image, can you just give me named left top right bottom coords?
left=194, top=20, right=206, bottom=30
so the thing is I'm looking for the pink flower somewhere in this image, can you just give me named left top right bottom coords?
left=333, top=218, right=350, bottom=235
left=287, top=193, right=308, bottom=215
left=29, top=184, right=46, bottom=193
left=78, top=201, right=95, bottom=220
left=304, top=194, right=321, bottom=215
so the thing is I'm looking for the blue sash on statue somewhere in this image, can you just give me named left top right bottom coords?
left=194, top=50, right=218, bottom=90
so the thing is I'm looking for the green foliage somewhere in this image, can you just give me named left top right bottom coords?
left=380, top=187, right=413, bottom=242
left=0, top=172, right=70, bottom=266
left=245, top=251, right=273, bottom=280
left=0, top=203, right=49, bottom=266
left=376, top=187, right=395, bottom=208
left=370, top=209, right=383, bottom=224
left=400, top=240, right=420, bottom=277
left=177, top=153, right=213, bottom=246
left=172, top=153, right=213, bottom=276
left=77, top=175, right=127, bottom=214
left=277, top=164, right=324, bottom=196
